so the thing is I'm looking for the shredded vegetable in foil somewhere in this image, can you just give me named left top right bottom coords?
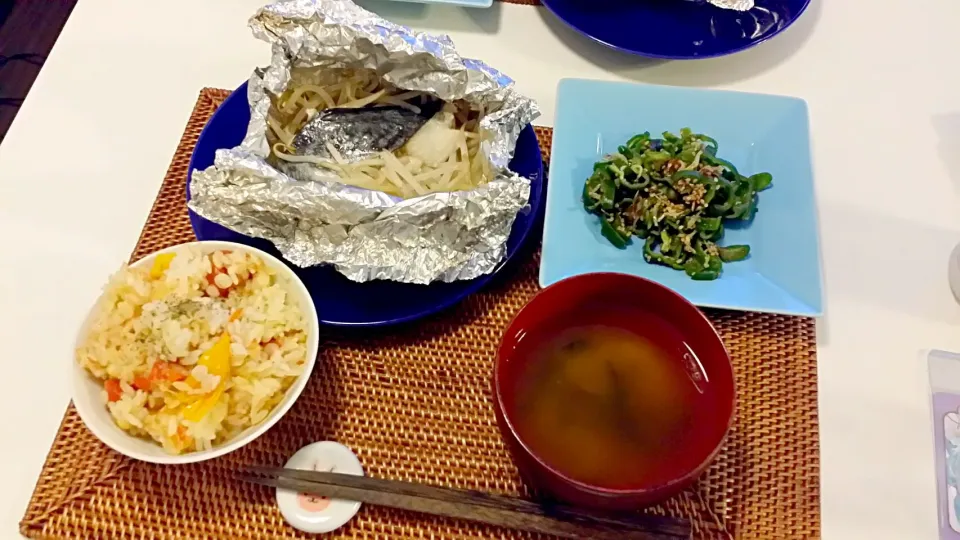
left=267, top=68, right=493, bottom=199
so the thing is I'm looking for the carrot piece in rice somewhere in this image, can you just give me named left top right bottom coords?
left=172, top=425, right=193, bottom=452
left=105, top=379, right=123, bottom=402
left=150, top=360, right=188, bottom=383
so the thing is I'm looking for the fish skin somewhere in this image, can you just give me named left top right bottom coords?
left=292, top=103, right=441, bottom=163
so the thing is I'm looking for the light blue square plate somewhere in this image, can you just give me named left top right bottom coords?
left=542, top=79, right=822, bottom=316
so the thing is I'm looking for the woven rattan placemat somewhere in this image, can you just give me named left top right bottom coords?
left=20, top=89, right=819, bottom=539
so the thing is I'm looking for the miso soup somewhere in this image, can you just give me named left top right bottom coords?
left=509, top=312, right=708, bottom=489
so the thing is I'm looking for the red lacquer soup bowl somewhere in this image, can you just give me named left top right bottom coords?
left=493, top=272, right=735, bottom=510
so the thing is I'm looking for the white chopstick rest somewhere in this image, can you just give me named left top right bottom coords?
left=276, top=441, right=364, bottom=534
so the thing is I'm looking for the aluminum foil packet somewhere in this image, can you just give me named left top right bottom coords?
left=688, top=0, right=754, bottom=11
left=188, top=0, right=540, bottom=284
left=709, top=0, right=753, bottom=10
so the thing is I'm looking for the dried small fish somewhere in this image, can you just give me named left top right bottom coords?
left=291, top=104, right=440, bottom=163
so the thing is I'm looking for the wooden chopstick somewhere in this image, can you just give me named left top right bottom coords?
left=240, top=466, right=690, bottom=539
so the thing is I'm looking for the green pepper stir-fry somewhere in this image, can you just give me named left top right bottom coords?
left=583, top=128, right=773, bottom=281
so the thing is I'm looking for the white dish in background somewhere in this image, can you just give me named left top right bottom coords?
left=379, top=0, right=494, bottom=8
left=71, top=241, right=320, bottom=464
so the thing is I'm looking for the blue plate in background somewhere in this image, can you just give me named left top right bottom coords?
left=541, top=0, right=811, bottom=59
left=542, top=79, right=822, bottom=316
left=188, top=83, right=544, bottom=327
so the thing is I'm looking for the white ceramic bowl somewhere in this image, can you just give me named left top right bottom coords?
left=71, top=241, right=320, bottom=464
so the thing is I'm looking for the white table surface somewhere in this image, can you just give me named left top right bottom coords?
left=1, top=0, right=957, bottom=538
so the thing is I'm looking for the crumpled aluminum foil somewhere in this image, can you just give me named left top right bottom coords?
left=188, top=0, right=540, bottom=284
left=706, top=0, right=754, bottom=11
left=686, top=0, right=753, bottom=10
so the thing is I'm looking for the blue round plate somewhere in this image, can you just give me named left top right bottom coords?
left=187, top=83, right=544, bottom=327
left=541, top=0, right=810, bottom=59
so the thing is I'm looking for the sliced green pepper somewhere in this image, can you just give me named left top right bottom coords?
left=584, top=129, right=764, bottom=282
left=616, top=173, right=647, bottom=190
left=703, top=183, right=718, bottom=205
left=598, top=175, right=616, bottom=210
left=641, top=150, right=672, bottom=166
left=703, top=154, right=740, bottom=177
left=582, top=182, right=599, bottom=211
left=706, top=254, right=723, bottom=272
left=691, top=269, right=720, bottom=281
left=679, top=148, right=697, bottom=163
left=718, top=245, right=750, bottom=262
left=696, top=134, right=718, bottom=154
left=671, top=170, right=710, bottom=186
left=642, top=236, right=658, bottom=263
left=744, top=194, right=759, bottom=220
left=749, top=172, right=773, bottom=191
left=660, top=230, right=673, bottom=253
left=626, top=132, right=651, bottom=150
left=729, top=191, right=757, bottom=219
left=725, top=180, right=755, bottom=219
left=708, top=178, right=736, bottom=215
left=644, top=206, right=656, bottom=230
left=684, top=257, right=704, bottom=276
left=697, top=216, right=722, bottom=233
left=643, top=237, right=684, bottom=270
left=600, top=218, right=629, bottom=248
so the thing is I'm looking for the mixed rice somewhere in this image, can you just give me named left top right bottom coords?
left=76, top=246, right=309, bottom=454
